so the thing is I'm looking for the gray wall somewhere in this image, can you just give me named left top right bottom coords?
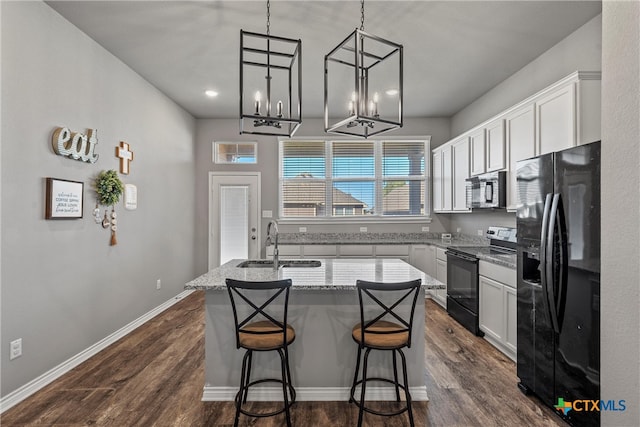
left=601, top=1, right=640, bottom=425
left=450, top=13, right=602, bottom=136
left=0, top=2, right=196, bottom=397
left=194, top=117, right=451, bottom=275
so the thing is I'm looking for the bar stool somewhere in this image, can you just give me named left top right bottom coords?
left=225, top=278, right=296, bottom=427
left=349, top=278, right=422, bottom=427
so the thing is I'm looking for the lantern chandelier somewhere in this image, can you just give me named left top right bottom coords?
left=324, top=0, right=403, bottom=138
left=239, top=0, right=302, bottom=136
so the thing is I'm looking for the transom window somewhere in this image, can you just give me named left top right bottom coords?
left=279, top=138, right=430, bottom=219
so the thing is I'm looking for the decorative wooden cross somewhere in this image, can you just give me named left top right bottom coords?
left=116, top=141, right=134, bottom=174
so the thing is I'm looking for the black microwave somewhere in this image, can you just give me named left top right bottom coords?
left=465, top=171, right=507, bottom=209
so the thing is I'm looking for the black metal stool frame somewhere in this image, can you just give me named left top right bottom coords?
left=349, top=279, right=422, bottom=427
left=226, top=278, right=296, bottom=427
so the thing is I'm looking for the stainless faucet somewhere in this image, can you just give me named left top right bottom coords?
left=266, top=220, right=279, bottom=271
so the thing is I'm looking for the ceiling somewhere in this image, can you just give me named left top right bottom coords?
left=46, top=1, right=602, bottom=119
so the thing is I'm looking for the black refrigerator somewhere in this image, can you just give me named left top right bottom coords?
left=516, top=141, right=600, bottom=427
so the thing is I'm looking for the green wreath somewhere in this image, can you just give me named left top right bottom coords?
left=95, top=170, right=124, bottom=206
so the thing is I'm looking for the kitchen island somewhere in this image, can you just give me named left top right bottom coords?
left=185, top=258, right=444, bottom=402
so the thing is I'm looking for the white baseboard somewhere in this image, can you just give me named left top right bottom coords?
left=0, top=290, right=195, bottom=414
left=202, top=385, right=428, bottom=402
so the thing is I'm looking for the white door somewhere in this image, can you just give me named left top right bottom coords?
left=209, top=172, right=261, bottom=269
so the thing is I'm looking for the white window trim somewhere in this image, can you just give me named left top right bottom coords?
left=278, top=136, right=432, bottom=223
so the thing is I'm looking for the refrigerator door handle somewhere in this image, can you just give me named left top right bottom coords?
left=540, top=193, right=552, bottom=328
left=546, top=193, right=561, bottom=334
left=555, top=194, right=569, bottom=333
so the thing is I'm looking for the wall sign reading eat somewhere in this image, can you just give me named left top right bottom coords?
left=52, top=127, right=99, bottom=163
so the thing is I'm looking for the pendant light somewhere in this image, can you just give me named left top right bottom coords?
left=324, top=0, right=403, bottom=138
left=239, top=0, right=302, bottom=137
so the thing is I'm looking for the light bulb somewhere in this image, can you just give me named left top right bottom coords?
left=254, top=91, right=261, bottom=115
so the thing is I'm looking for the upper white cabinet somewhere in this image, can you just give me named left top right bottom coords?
left=441, top=145, right=453, bottom=211
left=452, top=137, right=470, bottom=211
left=432, top=145, right=453, bottom=212
left=435, top=71, right=600, bottom=214
left=536, top=82, right=576, bottom=156
left=506, top=103, right=536, bottom=210
left=535, top=75, right=601, bottom=156
left=432, top=149, right=443, bottom=212
left=469, top=128, right=486, bottom=176
left=433, top=138, right=470, bottom=213
left=485, top=119, right=506, bottom=172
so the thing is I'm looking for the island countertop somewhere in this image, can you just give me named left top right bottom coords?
left=185, top=258, right=445, bottom=291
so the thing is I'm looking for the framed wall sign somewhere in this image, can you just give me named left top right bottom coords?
left=45, top=178, right=84, bottom=219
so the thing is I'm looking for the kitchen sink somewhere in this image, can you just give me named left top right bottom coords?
left=237, top=259, right=321, bottom=268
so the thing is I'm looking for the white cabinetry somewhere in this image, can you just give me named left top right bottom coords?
left=506, top=104, right=536, bottom=210
left=266, top=245, right=302, bottom=259
left=433, top=139, right=469, bottom=213
left=432, top=145, right=453, bottom=212
left=304, top=245, right=337, bottom=258
left=441, top=145, right=453, bottom=211
left=469, top=128, right=486, bottom=176
left=452, top=138, right=470, bottom=211
left=505, top=74, right=601, bottom=211
left=437, top=71, right=600, bottom=212
left=432, top=150, right=443, bottom=212
left=338, top=245, right=374, bottom=258
left=410, top=244, right=438, bottom=300
left=478, top=260, right=517, bottom=360
left=536, top=81, right=576, bottom=156
left=485, top=119, right=506, bottom=172
left=433, top=247, right=448, bottom=308
left=375, top=245, right=409, bottom=261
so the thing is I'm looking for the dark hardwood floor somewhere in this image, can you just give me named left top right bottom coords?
left=1, top=291, right=566, bottom=426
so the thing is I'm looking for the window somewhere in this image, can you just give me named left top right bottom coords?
left=214, top=142, right=257, bottom=164
left=280, top=138, right=430, bottom=219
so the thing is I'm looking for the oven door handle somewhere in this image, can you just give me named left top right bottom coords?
left=445, top=251, right=478, bottom=263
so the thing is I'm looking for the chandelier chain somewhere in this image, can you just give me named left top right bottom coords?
left=266, top=0, right=270, bottom=35
left=360, top=0, right=365, bottom=31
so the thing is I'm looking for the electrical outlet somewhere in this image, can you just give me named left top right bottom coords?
left=299, top=227, right=307, bottom=233
left=359, top=227, right=367, bottom=232
left=456, top=227, right=462, bottom=233
left=10, top=338, right=22, bottom=360
left=422, top=226, right=429, bottom=232
left=156, top=279, right=162, bottom=290
left=477, top=229, right=484, bottom=236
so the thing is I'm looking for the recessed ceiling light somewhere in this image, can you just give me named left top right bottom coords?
left=205, top=90, right=219, bottom=97
left=385, top=89, right=399, bottom=96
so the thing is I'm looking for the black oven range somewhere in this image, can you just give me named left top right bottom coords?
left=445, top=226, right=516, bottom=335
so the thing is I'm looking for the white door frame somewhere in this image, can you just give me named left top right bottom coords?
left=208, top=172, right=261, bottom=270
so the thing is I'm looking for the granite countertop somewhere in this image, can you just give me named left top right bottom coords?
left=276, top=232, right=488, bottom=249
left=475, top=252, right=517, bottom=269
left=267, top=232, right=517, bottom=269
left=185, top=258, right=446, bottom=291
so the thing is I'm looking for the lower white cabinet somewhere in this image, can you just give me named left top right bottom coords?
left=433, top=248, right=448, bottom=308
left=266, top=245, right=301, bottom=259
left=479, top=261, right=517, bottom=360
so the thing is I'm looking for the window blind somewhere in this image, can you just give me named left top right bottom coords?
left=280, top=139, right=429, bottom=218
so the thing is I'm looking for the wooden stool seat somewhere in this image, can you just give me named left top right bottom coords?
left=352, top=321, right=409, bottom=349
left=240, top=321, right=296, bottom=350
